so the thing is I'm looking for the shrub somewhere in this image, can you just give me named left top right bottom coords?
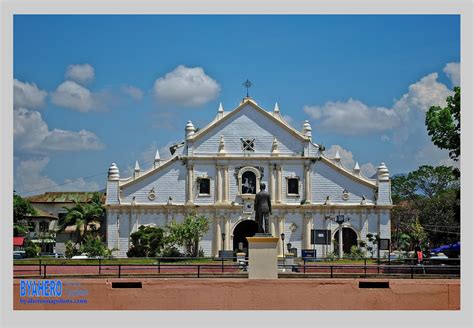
left=24, top=240, right=41, bottom=258
left=348, top=245, right=365, bottom=260
left=65, top=240, right=78, bottom=258
left=80, top=235, right=108, bottom=257
left=325, top=251, right=337, bottom=261
left=127, top=225, right=165, bottom=258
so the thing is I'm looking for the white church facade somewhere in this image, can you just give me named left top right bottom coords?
left=105, top=97, right=392, bottom=258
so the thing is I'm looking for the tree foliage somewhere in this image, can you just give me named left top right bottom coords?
left=166, top=213, right=209, bottom=257
left=80, top=235, right=110, bottom=257
left=425, top=86, right=460, bottom=161
left=24, top=239, right=41, bottom=258
left=391, top=165, right=458, bottom=202
left=13, top=192, right=36, bottom=237
left=126, top=225, right=166, bottom=257
left=391, top=165, right=459, bottom=248
left=58, top=192, right=104, bottom=246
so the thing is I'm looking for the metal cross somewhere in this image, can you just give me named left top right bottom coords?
left=242, top=79, right=252, bottom=97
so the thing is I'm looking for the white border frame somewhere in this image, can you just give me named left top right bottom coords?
left=1, top=1, right=472, bottom=328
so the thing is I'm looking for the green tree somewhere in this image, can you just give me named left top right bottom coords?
left=391, top=165, right=459, bottom=249
left=65, top=240, right=78, bottom=259
left=127, top=225, right=166, bottom=257
left=418, top=189, right=459, bottom=246
left=166, top=213, right=209, bottom=257
left=391, top=165, right=458, bottom=202
left=13, top=192, right=36, bottom=237
left=80, top=235, right=109, bottom=258
left=58, top=192, right=104, bottom=246
left=425, top=86, right=460, bottom=162
left=24, top=240, right=41, bottom=258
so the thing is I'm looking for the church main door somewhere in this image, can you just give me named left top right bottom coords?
left=233, top=219, right=258, bottom=255
left=333, top=228, right=358, bottom=255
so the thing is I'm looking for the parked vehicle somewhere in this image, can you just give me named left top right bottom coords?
left=71, top=254, right=89, bottom=259
left=13, top=251, right=26, bottom=259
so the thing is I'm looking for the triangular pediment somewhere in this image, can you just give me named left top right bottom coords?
left=190, top=99, right=309, bottom=156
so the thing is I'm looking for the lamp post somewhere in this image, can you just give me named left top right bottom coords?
left=280, top=233, right=285, bottom=265
left=221, top=232, right=226, bottom=253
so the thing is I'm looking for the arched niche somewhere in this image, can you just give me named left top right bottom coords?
left=237, top=166, right=261, bottom=196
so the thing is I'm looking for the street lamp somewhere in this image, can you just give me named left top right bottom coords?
left=280, top=233, right=285, bottom=265
left=221, top=232, right=225, bottom=252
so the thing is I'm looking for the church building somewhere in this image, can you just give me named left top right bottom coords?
left=105, top=96, right=392, bottom=258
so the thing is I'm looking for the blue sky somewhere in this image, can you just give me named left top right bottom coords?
left=13, top=15, right=460, bottom=195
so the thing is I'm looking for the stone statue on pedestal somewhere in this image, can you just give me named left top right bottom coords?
left=254, top=183, right=272, bottom=234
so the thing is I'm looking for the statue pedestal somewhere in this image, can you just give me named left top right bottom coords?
left=246, top=236, right=279, bottom=279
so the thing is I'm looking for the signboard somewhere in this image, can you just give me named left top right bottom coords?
left=378, top=238, right=390, bottom=250
left=311, top=229, right=331, bottom=245
left=302, top=249, right=317, bottom=259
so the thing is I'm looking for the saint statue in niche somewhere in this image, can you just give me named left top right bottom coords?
left=242, top=171, right=256, bottom=194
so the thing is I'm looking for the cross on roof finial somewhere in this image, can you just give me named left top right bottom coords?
left=242, top=79, right=252, bottom=98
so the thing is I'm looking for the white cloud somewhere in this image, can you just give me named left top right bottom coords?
left=153, top=65, right=220, bottom=107
left=14, top=107, right=104, bottom=153
left=443, top=62, right=460, bottom=86
left=304, top=99, right=399, bottom=135
left=304, top=69, right=453, bottom=137
left=393, top=73, right=451, bottom=115
left=13, top=79, right=48, bottom=110
left=360, top=163, right=377, bottom=178
left=51, top=80, right=106, bottom=112
left=121, top=85, right=144, bottom=100
left=415, top=142, right=459, bottom=169
left=325, top=144, right=377, bottom=177
left=15, top=157, right=99, bottom=195
left=65, top=63, right=95, bottom=84
left=15, top=158, right=56, bottom=193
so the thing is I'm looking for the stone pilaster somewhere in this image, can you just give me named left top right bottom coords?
left=276, top=165, right=282, bottom=204
left=224, top=216, right=231, bottom=250
left=213, top=216, right=222, bottom=257
left=303, top=213, right=312, bottom=250
left=304, top=164, right=311, bottom=203
left=215, top=165, right=222, bottom=203
left=186, top=164, right=194, bottom=204
left=223, top=166, right=229, bottom=203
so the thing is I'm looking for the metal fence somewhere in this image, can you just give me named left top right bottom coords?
left=13, top=257, right=460, bottom=279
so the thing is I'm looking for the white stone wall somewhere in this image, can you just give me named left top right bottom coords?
left=284, top=212, right=303, bottom=256
left=377, top=181, right=392, bottom=205
left=193, top=164, right=216, bottom=205
left=282, top=164, right=304, bottom=204
left=106, top=180, right=120, bottom=205
left=311, top=161, right=376, bottom=204
left=121, top=161, right=186, bottom=204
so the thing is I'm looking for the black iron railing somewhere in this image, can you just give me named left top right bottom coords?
left=13, top=256, right=460, bottom=279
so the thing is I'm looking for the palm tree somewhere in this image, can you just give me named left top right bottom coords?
left=58, top=193, right=104, bottom=246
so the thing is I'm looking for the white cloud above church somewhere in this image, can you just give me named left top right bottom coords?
left=14, top=107, right=104, bottom=154
left=303, top=66, right=456, bottom=137
left=13, top=79, right=48, bottom=110
left=14, top=157, right=100, bottom=195
left=153, top=65, right=220, bottom=106
left=65, top=63, right=95, bottom=84
left=443, top=62, right=460, bottom=86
